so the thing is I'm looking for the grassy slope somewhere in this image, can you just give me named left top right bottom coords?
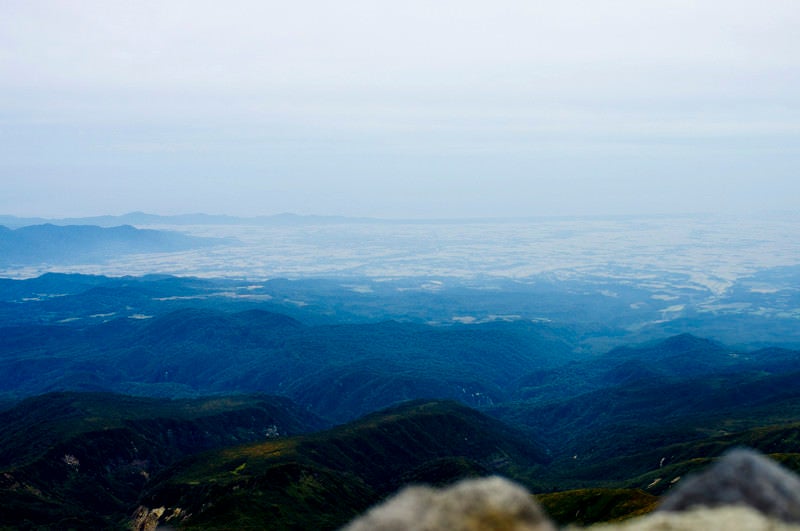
left=141, top=400, right=549, bottom=530
left=538, top=488, right=659, bottom=526
left=0, top=392, right=325, bottom=529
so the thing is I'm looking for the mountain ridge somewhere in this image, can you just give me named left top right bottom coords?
left=0, top=392, right=326, bottom=529
left=136, top=399, right=549, bottom=530
left=0, top=224, right=231, bottom=266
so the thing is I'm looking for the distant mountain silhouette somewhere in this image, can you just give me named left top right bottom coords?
left=0, top=212, right=380, bottom=228
left=0, top=224, right=232, bottom=266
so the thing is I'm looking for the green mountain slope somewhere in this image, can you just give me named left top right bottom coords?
left=137, top=399, right=549, bottom=530
left=0, top=308, right=576, bottom=421
left=493, top=368, right=800, bottom=460
left=0, top=392, right=325, bottom=529
left=538, top=488, right=659, bottom=526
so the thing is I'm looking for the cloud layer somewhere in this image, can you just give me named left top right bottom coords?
left=2, top=1, right=798, bottom=217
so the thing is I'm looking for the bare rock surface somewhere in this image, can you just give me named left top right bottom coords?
left=577, top=505, right=800, bottom=531
left=658, top=449, right=800, bottom=522
left=342, top=475, right=556, bottom=531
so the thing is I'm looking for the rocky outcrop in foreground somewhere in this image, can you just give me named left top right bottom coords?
left=343, top=475, right=555, bottom=531
left=343, top=449, right=800, bottom=530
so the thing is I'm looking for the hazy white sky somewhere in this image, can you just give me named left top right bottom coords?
left=1, top=0, right=798, bottom=218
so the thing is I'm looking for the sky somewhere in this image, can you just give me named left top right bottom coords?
left=1, top=0, right=799, bottom=219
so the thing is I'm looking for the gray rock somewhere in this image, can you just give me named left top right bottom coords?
left=658, top=448, right=800, bottom=522
left=341, top=476, right=555, bottom=531
left=577, top=505, right=800, bottom=531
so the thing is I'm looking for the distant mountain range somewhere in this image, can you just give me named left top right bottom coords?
left=0, top=211, right=662, bottom=228
left=0, top=224, right=232, bottom=267
left=0, top=212, right=383, bottom=228
left=0, top=304, right=576, bottom=421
